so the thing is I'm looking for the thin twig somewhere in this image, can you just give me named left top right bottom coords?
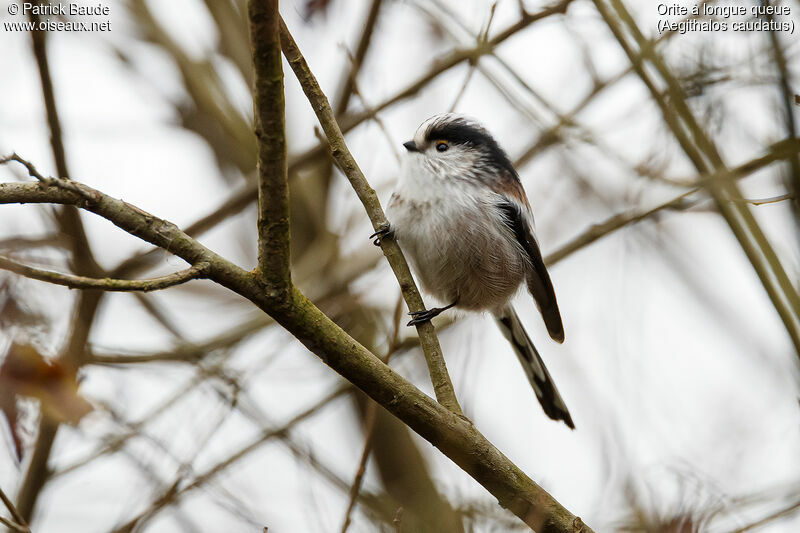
left=0, top=486, right=28, bottom=532
left=731, top=498, right=800, bottom=533
left=340, top=48, right=401, bottom=163
left=339, top=336, right=404, bottom=533
left=0, top=255, right=209, bottom=292
left=741, top=192, right=795, bottom=206
left=448, top=65, right=476, bottom=113
left=15, top=13, right=105, bottom=523
left=0, top=234, right=68, bottom=252
left=105, top=0, right=573, bottom=284
left=762, top=5, right=800, bottom=216
left=479, top=2, right=498, bottom=43
left=56, top=350, right=269, bottom=479
left=334, top=0, right=383, bottom=116
left=279, top=18, right=464, bottom=415
left=88, top=315, right=272, bottom=365
left=337, top=0, right=574, bottom=135
left=315, top=0, right=386, bottom=230
left=593, top=0, right=800, bottom=357
left=131, top=292, right=185, bottom=338
left=546, top=190, right=695, bottom=266
left=0, top=153, right=99, bottom=203
left=0, top=516, right=29, bottom=533
left=109, top=386, right=352, bottom=533
left=547, top=139, right=800, bottom=265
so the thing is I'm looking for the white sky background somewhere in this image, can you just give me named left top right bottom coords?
left=1, top=0, right=800, bottom=532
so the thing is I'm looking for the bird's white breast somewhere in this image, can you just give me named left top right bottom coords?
left=386, top=157, right=529, bottom=312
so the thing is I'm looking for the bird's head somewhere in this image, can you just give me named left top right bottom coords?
left=401, top=113, right=516, bottom=184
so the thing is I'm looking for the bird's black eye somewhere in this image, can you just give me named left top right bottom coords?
left=435, top=141, right=449, bottom=152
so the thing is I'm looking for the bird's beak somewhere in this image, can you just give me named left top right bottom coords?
left=403, top=140, right=419, bottom=152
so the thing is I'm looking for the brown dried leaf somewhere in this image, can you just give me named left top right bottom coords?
left=0, top=343, right=93, bottom=431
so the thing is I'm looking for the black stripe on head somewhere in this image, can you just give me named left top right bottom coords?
left=424, top=117, right=517, bottom=176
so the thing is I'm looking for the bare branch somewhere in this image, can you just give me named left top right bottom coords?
left=0, top=516, right=29, bottom=533
left=105, top=0, right=575, bottom=284
left=0, top=255, right=209, bottom=292
left=109, top=386, right=352, bottom=533
left=0, top=181, right=250, bottom=290
left=731, top=498, right=800, bottom=533
left=89, top=315, right=271, bottom=365
left=334, top=0, right=383, bottom=116
left=340, top=340, right=404, bottom=533
left=1, top=153, right=101, bottom=203
left=340, top=402, right=377, bottom=533
left=0, top=486, right=28, bottom=532
left=248, top=0, right=290, bottom=291
left=593, top=0, right=800, bottom=356
left=762, top=8, right=800, bottom=216
left=337, top=0, right=575, bottom=133
left=15, top=14, right=105, bottom=522
left=742, top=193, right=795, bottom=206
left=0, top=176, right=595, bottom=532
left=547, top=138, right=800, bottom=266
left=547, top=190, right=695, bottom=266
left=279, top=18, right=463, bottom=416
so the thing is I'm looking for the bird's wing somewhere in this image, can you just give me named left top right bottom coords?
left=496, top=196, right=565, bottom=343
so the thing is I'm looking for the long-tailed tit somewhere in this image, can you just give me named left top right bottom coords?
left=381, top=113, right=573, bottom=428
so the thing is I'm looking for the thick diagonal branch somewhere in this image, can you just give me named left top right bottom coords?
left=0, top=177, right=594, bottom=532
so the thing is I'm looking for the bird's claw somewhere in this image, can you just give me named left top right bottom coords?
left=406, top=301, right=457, bottom=326
left=369, top=224, right=392, bottom=246
left=406, top=308, right=440, bottom=327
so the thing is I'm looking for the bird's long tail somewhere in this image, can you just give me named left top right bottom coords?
left=494, top=306, right=574, bottom=429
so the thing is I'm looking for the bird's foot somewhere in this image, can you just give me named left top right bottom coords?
left=406, top=301, right=457, bottom=326
left=369, top=224, right=392, bottom=246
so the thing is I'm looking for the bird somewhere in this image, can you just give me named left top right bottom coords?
left=380, top=113, right=573, bottom=428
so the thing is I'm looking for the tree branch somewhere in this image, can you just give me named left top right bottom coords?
left=0, top=176, right=594, bottom=532
left=742, top=193, right=795, bottom=206
left=546, top=138, right=800, bottom=266
left=0, top=516, right=29, bottom=533
left=340, top=401, right=377, bottom=533
left=593, top=0, right=800, bottom=356
left=248, top=0, right=290, bottom=291
left=108, top=385, right=353, bottom=533
left=0, top=153, right=99, bottom=202
left=0, top=181, right=248, bottom=284
left=0, top=486, right=28, bottom=533
left=0, top=254, right=209, bottom=292
left=279, top=18, right=463, bottom=416
left=106, top=0, right=574, bottom=285
left=15, top=16, right=106, bottom=523
left=89, top=315, right=272, bottom=365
